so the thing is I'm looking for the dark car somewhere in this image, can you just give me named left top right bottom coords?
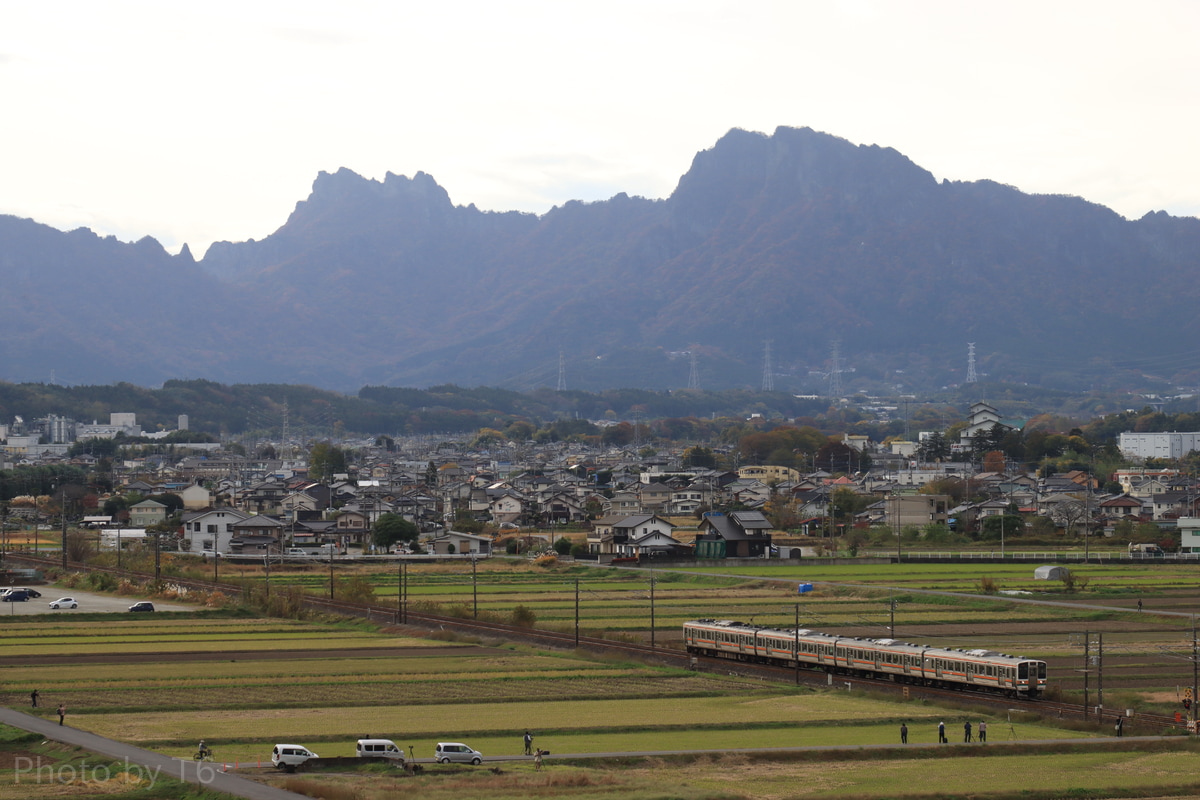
left=2, top=590, right=30, bottom=602
left=128, top=601, right=155, bottom=612
left=14, top=587, right=42, bottom=598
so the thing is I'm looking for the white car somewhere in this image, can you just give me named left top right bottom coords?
left=49, top=597, right=78, bottom=609
left=271, top=744, right=319, bottom=771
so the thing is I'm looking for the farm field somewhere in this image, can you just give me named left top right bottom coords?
left=230, top=555, right=1200, bottom=713
left=7, top=557, right=1200, bottom=799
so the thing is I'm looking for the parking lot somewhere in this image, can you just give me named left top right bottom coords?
left=0, top=588, right=194, bottom=615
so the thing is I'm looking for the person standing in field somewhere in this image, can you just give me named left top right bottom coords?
left=938, top=721, right=946, bottom=743
left=523, top=730, right=533, bottom=755
left=534, top=748, right=544, bottom=771
left=30, top=689, right=38, bottom=708
left=978, top=721, right=987, bottom=742
left=900, top=722, right=908, bottom=744
left=964, top=720, right=972, bottom=742
left=57, top=704, right=65, bottom=726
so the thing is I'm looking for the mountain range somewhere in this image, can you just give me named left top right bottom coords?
left=3, top=126, right=1199, bottom=395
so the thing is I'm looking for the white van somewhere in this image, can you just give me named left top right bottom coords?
left=434, top=742, right=483, bottom=764
left=356, top=739, right=405, bottom=762
left=271, top=744, right=318, bottom=771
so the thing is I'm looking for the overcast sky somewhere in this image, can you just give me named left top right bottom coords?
left=2, top=0, right=1197, bottom=258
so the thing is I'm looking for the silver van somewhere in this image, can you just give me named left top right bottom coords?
left=434, top=742, right=483, bottom=764
left=356, top=739, right=405, bottom=762
left=271, top=744, right=318, bottom=771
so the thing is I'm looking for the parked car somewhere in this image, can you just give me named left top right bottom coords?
left=14, top=587, right=42, bottom=598
left=1, top=590, right=30, bottom=602
left=128, top=601, right=155, bottom=612
left=434, top=742, right=482, bottom=765
left=356, top=739, right=405, bottom=761
left=271, top=744, right=319, bottom=771
left=48, top=597, right=78, bottom=609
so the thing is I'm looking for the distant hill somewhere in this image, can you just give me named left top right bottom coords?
left=3, top=126, right=1200, bottom=394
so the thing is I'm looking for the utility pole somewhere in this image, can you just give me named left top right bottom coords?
left=60, top=485, right=68, bottom=571
left=574, top=578, right=580, bottom=648
left=471, top=553, right=478, bottom=619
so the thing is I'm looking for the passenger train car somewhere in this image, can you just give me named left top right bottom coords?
left=684, top=619, right=1046, bottom=697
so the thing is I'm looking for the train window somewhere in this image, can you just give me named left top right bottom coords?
left=1018, top=663, right=1028, bottom=679
left=1039, top=663, right=1046, bottom=679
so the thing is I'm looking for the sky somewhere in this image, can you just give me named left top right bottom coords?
left=2, top=0, right=1198, bottom=258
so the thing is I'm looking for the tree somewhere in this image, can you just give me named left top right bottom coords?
left=372, top=513, right=419, bottom=549
left=309, top=443, right=347, bottom=482
left=681, top=446, right=716, bottom=469
left=982, top=451, right=1006, bottom=474
left=981, top=514, right=1024, bottom=541
left=917, top=431, right=950, bottom=462
left=830, top=487, right=869, bottom=522
left=553, top=536, right=572, bottom=555
left=1050, top=501, right=1087, bottom=536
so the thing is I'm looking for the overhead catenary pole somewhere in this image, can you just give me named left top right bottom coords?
left=650, top=566, right=656, bottom=650
left=795, top=603, right=800, bottom=686
left=1083, top=632, right=1090, bottom=718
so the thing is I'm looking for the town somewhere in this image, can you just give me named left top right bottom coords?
left=3, top=399, right=1199, bottom=563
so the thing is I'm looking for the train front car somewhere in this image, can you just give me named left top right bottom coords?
left=1016, top=658, right=1047, bottom=697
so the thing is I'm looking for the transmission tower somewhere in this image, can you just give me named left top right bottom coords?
left=762, top=340, right=774, bottom=392
left=966, top=342, right=978, bottom=383
left=557, top=350, right=566, bottom=391
left=828, top=340, right=843, bottom=397
left=281, top=399, right=290, bottom=458
left=688, top=350, right=700, bottom=390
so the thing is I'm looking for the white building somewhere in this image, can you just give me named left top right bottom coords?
left=1178, top=517, right=1200, bottom=553
left=1119, top=432, right=1200, bottom=461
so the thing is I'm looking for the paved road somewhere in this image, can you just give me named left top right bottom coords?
left=0, top=707, right=305, bottom=799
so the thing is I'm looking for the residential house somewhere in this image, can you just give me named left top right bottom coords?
left=637, top=482, right=674, bottom=514
left=426, top=530, right=492, bottom=555
left=694, top=510, right=772, bottom=558
left=487, top=489, right=526, bottom=525
left=177, top=484, right=212, bottom=511
left=128, top=499, right=167, bottom=528
left=180, top=508, right=251, bottom=553
left=586, top=514, right=630, bottom=555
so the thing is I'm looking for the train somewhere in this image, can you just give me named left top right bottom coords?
left=683, top=619, right=1047, bottom=698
